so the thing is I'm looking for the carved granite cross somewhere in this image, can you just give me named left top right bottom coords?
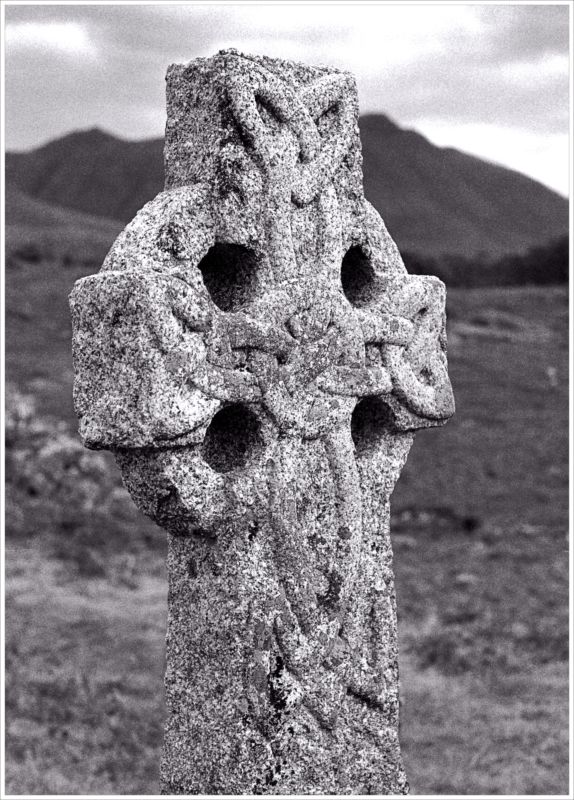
left=70, top=50, right=454, bottom=795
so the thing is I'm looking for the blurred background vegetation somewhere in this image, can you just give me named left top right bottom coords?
left=4, top=115, right=570, bottom=795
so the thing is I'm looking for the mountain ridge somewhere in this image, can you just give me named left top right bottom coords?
left=6, top=115, right=568, bottom=260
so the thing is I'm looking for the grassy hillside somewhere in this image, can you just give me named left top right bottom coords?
left=5, top=185, right=123, bottom=269
left=6, top=118, right=568, bottom=260
left=4, top=247, right=569, bottom=794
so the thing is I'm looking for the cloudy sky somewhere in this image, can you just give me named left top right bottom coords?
left=4, top=2, right=571, bottom=196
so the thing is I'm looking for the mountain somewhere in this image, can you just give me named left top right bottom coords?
left=5, top=119, right=568, bottom=260
left=6, top=128, right=164, bottom=225
left=359, top=115, right=568, bottom=260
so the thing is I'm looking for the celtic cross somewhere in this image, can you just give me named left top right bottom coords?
left=70, top=50, right=454, bottom=795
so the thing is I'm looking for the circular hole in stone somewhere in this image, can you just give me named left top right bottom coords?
left=351, top=396, right=394, bottom=456
left=201, top=403, right=262, bottom=473
left=341, top=246, right=376, bottom=307
left=197, top=243, right=259, bottom=312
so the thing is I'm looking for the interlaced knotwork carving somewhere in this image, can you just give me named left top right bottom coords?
left=70, top=49, right=454, bottom=795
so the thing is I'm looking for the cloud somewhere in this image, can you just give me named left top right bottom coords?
left=4, top=3, right=570, bottom=194
left=359, top=48, right=569, bottom=135
left=477, top=4, right=569, bottom=63
left=5, top=20, right=97, bottom=57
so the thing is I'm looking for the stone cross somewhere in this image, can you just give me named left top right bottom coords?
left=70, top=50, right=454, bottom=795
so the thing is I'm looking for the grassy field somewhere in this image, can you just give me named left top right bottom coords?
left=4, top=248, right=570, bottom=795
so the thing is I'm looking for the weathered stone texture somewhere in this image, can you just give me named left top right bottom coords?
left=70, top=50, right=454, bottom=794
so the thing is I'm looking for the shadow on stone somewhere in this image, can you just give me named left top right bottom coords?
left=201, top=403, right=262, bottom=472
left=197, top=243, right=260, bottom=311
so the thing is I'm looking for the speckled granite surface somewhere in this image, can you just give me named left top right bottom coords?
left=70, top=50, right=454, bottom=794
